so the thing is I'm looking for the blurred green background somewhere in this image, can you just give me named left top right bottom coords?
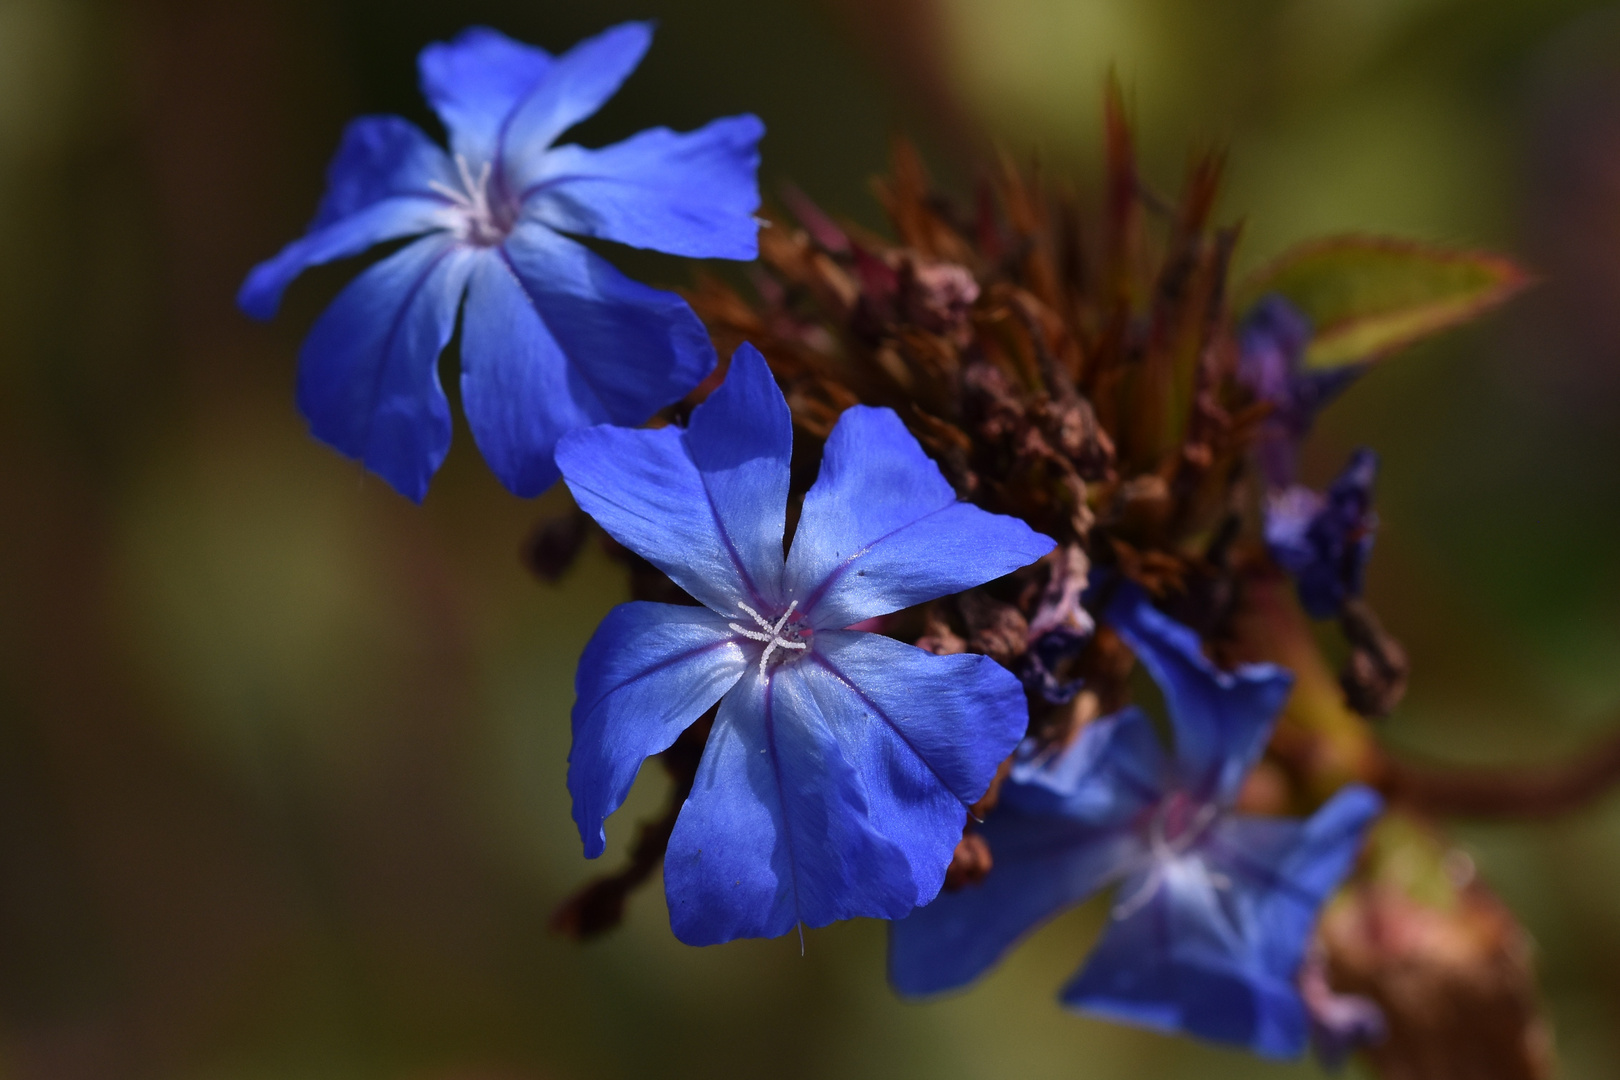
left=3, top=0, right=1620, bottom=1076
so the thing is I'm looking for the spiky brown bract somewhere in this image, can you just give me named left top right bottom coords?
left=688, top=83, right=1265, bottom=702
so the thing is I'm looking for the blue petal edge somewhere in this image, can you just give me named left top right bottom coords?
left=568, top=602, right=746, bottom=858
left=786, top=405, right=1055, bottom=628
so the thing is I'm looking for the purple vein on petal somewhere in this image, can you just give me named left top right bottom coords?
left=490, top=244, right=609, bottom=418
left=689, top=448, right=769, bottom=610
left=577, top=635, right=741, bottom=716
left=761, top=672, right=804, bottom=933
left=796, top=503, right=956, bottom=623
left=489, top=73, right=553, bottom=207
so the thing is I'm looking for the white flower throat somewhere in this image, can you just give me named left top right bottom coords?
left=730, top=600, right=810, bottom=677
left=430, top=154, right=515, bottom=247
left=1110, top=793, right=1228, bottom=920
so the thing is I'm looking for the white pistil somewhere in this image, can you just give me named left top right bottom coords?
left=729, top=600, right=807, bottom=678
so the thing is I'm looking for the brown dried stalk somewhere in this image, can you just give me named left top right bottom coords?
left=1381, top=722, right=1620, bottom=820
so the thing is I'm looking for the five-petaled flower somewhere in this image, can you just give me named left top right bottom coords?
left=557, top=345, right=1055, bottom=945
left=1266, top=448, right=1379, bottom=619
left=239, top=23, right=764, bottom=501
left=889, top=583, right=1382, bottom=1058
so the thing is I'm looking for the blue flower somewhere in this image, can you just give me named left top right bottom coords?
left=556, top=345, right=1055, bottom=945
left=1265, top=449, right=1379, bottom=619
left=239, top=24, right=764, bottom=501
left=889, top=584, right=1382, bottom=1058
left=1239, top=295, right=1366, bottom=487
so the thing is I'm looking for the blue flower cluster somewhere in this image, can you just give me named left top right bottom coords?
left=245, top=24, right=1386, bottom=1061
left=553, top=340, right=1378, bottom=1050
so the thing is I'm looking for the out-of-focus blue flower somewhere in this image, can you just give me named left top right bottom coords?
left=889, top=584, right=1382, bottom=1058
left=1239, top=295, right=1366, bottom=487
left=239, top=24, right=764, bottom=501
left=1266, top=449, right=1379, bottom=619
left=557, top=345, right=1055, bottom=945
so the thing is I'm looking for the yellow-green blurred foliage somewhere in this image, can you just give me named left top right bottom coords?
left=2, top=0, right=1619, bottom=1077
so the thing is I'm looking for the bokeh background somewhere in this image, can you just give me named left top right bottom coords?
left=3, top=0, right=1620, bottom=1076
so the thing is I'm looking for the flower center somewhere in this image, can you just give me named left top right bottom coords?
left=1109, top=793, right=1226, bottom=920
left=430, top=155, right=516, bottom=247
left=1151, top=791, right=1217, bottom=856
left=729, top=600, right=811, bottom=678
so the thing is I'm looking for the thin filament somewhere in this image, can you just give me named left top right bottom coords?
left=728, top=600, right=807, bottom=677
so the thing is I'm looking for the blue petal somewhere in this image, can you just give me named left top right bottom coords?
left=502, top=220, right=715, bottom=415
left=1060, top=864, right=1314, bottom=1058
left=663, top=664, right=918, bottom=945
left=1106, top=585, right=1293, bottom=805
left=294, top=234, right=476, bottom=502
left=1238, top=295, right=1367, bottom=486
left=680, top=345, right=792, bottom=603
left=526, top=115, right=765, bottom=259
left=1237, top=295, right=1312, bottom=408
left=889, top=708, right=1164, bottom=995
left=468, top=221, right=714, bottom=497
left=418, top=26, right=552, bottom=165
left=498, top=22, right=654, bottom=191
left=1002, top=707, right=1169, bottom=823
left=239, top=116, right=456, bottom=319
left=1298, top=448, right=1379, bottom=619
left=786, top=406, right=1055, bottom=629
left=1203, top=786, right=1383, bottom=987
left=458, top=252, right=590, bottom=497
left=889, top=809, right=1138, bottom=996
left=556, top=343, right=786, bottom=614
left=801, top=630, right=1028, bottom=893
left=1263, top=485, right=1323, bottom=576
left=568, top=602, right=747, bottom=859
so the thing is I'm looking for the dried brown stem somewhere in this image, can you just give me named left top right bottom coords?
left=1340, top=598, right=1409, bottom=719
left=521, top=507, right=591, bottom=582
left=1381, top=721, right=1620, bottom=820
left=548, top=795, right=680, bottom=940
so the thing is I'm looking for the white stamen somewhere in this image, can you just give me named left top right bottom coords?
left=1111, top=865, right=1164, bottom=920
left=728, top=600, right=807, bottom=677
left=735, top=601, right=775, bottom=632
left=428, top=180, right=465, bottom=205
left=1110, top=800, right=1223, bottom=921
left=428, top=155, right=505, bottom=245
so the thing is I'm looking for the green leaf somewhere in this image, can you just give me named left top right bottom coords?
left=1234, top=236, right=1530, bottom=370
